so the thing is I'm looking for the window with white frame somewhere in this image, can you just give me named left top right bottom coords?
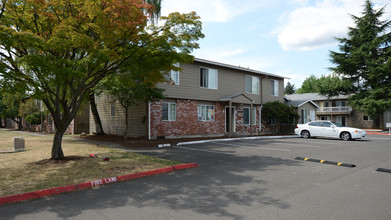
left=200, top=67, right=218, bottom=89
left=243, top=107, right=256, bottom=125
left=110, top=105, right=115, bottom=117
left=320, top=116, right=330, bottom=120
left=162, top=103, right=176, bottom=121
left=336, top=116, right=346, bottom=126
left=245, top=76, right=259, bottom=94
left=363, top=115, right=373, bottom=121
left=271, top=79, right=279, bottom=96
left=169, top=63, right=180, bottom=85
left=336, top=100, right=346, bottom=106
left=197, top=105, right=215, bottom=121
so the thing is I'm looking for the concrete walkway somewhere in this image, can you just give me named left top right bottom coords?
left=4, top=129, right=300, bottom=152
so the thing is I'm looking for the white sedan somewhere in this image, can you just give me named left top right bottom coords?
left=295, top=120, right=366, bottom=141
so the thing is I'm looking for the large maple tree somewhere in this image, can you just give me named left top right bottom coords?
left=0, top=0, right=203, bottom=159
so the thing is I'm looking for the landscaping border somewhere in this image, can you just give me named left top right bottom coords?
left=0, top=163, right=199, bottom=206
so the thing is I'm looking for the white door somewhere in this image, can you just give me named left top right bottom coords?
left=310, top=110, right=316, bottom=122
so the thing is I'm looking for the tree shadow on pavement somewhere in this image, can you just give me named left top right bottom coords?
left=0, top=147, right=303, bottom=220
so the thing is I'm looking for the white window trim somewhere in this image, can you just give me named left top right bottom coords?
left=363, top=115, right=373, bottom=121
left=162, top=102, right=176, bottom=121
left=170, top=63, right=180, bottom=85
left=245, top=75, right=259, bottom=94
left=200, top=67, right=218, bottom=90
left=110, top=105, right=115, bottom=117
left=320, top=116, right=330, bottom=120
left=301, top=109, right=308, bottom=124
left=336, top=116, right=347, bottom=126
left=271, top=79, right=279, bottom=97
left=197, top=105, right=215, bottom=121
left=243, top=107, right=257, bottom=125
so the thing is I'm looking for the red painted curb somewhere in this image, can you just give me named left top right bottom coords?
left=367, top=132, right=391, bottom=135
left=173, top=163, right=199, bottom=170
left=0, top=163, right=198, bottom=206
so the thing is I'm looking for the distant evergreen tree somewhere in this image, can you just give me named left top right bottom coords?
left=328, top=0, right=391, bottom=118
left=284, top=82, right=296, bottom=94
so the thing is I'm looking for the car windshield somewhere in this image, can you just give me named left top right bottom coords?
left=331, top=122, right=344, bottom=127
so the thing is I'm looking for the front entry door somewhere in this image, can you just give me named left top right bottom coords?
left=225, top=107, right=235, bottom=133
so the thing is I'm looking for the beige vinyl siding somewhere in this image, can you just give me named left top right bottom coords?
left=261, top=77, right=284, bottom=103
left=297, top=103, right=317, bottom=117
left=158, top=61, right=284, bottom=105
left=89, top=95, right=147, bottom=137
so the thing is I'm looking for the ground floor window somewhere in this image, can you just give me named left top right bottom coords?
left=336, top=116, right=346, bottom=126
left=243, top=107, right=256, bottom=125
left=320, top=116, right=330, bottom=120
left=363, top=115, right=373, bottom=121
left=198, top=105, right=215, bottom=121
left=110, top=105, right=115, bottom=117
left=162, top=103, right=176, bottom=121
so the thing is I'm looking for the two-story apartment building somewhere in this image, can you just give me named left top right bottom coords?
left=285, top=93, right=377, bottom=128
left=90, top=58, right=286, bottom=139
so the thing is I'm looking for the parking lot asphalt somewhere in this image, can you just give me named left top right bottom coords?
left=1, top=134, right=391, bottom=220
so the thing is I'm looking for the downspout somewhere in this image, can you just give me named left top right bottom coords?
left=259, top=76, right=265, bottom=135
left=148, top=101, right=151, bottom=140
left=259, top=105, right=263, bottom=135
left=250, top=101, right=254, bottom=136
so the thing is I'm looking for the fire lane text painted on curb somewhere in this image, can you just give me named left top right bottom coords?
left=0, top=163, right=199, bottom=206
left=91, top=177, right=118, bottom=186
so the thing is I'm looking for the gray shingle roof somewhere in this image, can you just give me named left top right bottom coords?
left=285, top=100, right=320, bottom=108
left=194, top=58, right=288, bottom=79
left=285, top=93, right=350, bottom=101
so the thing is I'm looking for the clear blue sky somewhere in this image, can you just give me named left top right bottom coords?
left=161, top=0, right=391, bottom=88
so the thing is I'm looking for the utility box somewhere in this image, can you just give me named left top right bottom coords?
left=13, top=137, right=25, bottom=151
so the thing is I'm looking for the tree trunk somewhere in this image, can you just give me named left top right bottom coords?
left=11, top=117, right=23, bottom=130
left=51, top=128, right=65, bottom=159
left=124, top=107, right=128, bottom=141
left=89, top=92, right=105, bottom=135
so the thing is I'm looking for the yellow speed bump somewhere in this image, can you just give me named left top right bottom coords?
left=295, top=157, right=356, bottom=168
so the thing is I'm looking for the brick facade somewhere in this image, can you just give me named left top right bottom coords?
left=150, top=99, right=261, bottom=138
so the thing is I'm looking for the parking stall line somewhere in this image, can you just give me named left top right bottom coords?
left=173, top=146, right=253, bottom=157
left=218, top=141, right=317, bottom=149
left=215, top=142, right=291, bottom=152
left=243, top=146, right=291, bottom=152
left=271, top=143, right=321, bottom=148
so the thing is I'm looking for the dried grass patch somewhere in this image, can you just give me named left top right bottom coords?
left=0, top=129, right=179, bottom=197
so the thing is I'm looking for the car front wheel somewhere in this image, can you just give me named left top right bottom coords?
left=340, top=132, right=351, bottom=141
left=301, top=130, right=310, bottom=139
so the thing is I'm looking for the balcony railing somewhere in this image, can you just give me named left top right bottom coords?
left=318, top=106, right=352, bottom=113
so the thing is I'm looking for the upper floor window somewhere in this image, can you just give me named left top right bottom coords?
left=245, top=76, right=259, bottom=94
left=271, top=79, right=279, bottom=96
left=162, top=103, right=176, bottom=121
left=200, top=67, right=218, bottom=89
left=336, top=100, right=346, bottom=106
left=197, top=105, right=215, bottom=121
left=243, top=107, right=256, bottom=125
left=165, top=63, right=180, bottom=85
